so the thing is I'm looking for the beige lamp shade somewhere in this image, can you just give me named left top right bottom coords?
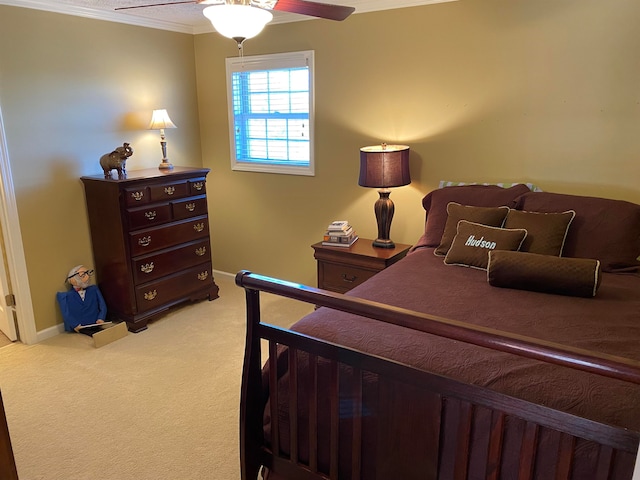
left=148, top=109, right=177, bottom=130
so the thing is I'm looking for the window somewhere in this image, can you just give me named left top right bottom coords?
left=225, top=50, right=315, bottom=176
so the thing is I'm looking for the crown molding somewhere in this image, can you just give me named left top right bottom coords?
left=1, top=0, right=457, bottom=35
left=1, top=0, right=199, bottom=34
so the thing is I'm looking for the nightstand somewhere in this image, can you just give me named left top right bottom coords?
left=312, top=238, right=412, bottom=294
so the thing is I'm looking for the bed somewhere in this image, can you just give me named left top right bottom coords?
left=236, top=184, right=640, bottom=480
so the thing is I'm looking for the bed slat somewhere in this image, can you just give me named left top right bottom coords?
left=289, top=347, right=299, bottom=464
left=486, top=411, right=505, bottom=480
left=518, top=422, right=539, bottom=480
left=308, top=353, right=318, bottom=473
left=329, top=360, right=339, bottom=480
left=350, top=367, right=362, bottom=480
left=555, top=433, right=574, bottom=480
left=269, top=341, right=280, bottom=456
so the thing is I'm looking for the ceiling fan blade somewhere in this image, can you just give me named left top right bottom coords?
left=115, top=1, right=197, bottom=11
left=272, top=0, right=355, bottom=21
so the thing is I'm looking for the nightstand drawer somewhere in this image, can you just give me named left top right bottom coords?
left=312, top=238, right=411, bottom=294
left=320, top=262, right=377, bottom=293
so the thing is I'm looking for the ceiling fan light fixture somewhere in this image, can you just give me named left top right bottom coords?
left=203, top=5, right=273, bottom=41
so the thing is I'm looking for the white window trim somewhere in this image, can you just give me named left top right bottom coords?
left=225, top=50, right=315, bottom=176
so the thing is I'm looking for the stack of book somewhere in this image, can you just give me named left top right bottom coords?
left=322, top=220, right=359, bottom=247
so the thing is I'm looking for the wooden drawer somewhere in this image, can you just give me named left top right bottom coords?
left=188, top=178, right=207, bottom=196
left=129, top=215, right=209, bottom=256
left=320, top=261, right=377, bottom=294
left=126, top=203, right=172, bottom=229
left=124, top=186, right=151, bottom=206
left=149, top=181, right=189, bottom=202
left=132, top=239, right=211, bottom=284
left=172, top=195, right=208, bottom=221
left=135, top=262, right=213, bottom=313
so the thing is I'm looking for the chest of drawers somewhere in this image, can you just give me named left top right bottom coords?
left=81, top=167, right=219, bottom=332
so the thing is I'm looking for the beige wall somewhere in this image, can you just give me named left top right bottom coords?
left=195, top=0, right=640, bottom=287
left=1, top=0, right=639, bottom=335
left=0, top=6, right=201, bottom=332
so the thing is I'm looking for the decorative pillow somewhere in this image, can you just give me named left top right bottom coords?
left=420, top=184, right=532, bottom=249
left=514, top=192, right=640, bottom=272
left=487, top=250, right=602, bottom=298
left=444, top=221, right=527, bottom=269
left=434, top=203, right=510, bottom=256
left=439, top=180, right=543, bottom=192
left=503, top=209, right=575, bottom=256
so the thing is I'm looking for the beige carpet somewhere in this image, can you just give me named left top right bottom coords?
left=0, top=273, right=314, bottom=480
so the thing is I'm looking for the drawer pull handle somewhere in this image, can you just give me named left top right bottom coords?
left=138, top=236, right=151, bottom=247
left=193, top=223, right=205, bottom=233
left=195, top=247, right=206, bottom=256
left=145, top=211, right=156, bottom=220
left=164, top=186, right=175, bottom=195
left=141, top=262, right=154, bottom=274
left=185, top=202, right=196, bottom=212
left=144, top=290, right=158, bottom=301
left=131, top=191, right=144, bottom=201
left=341, top=273, right=357, bottom=283
left=193, top=181, right=204, bottom=191
left=198, top=271, right=209, bottom=281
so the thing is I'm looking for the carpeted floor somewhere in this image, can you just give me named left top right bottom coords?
left=0, top=273, right=313, bottom=480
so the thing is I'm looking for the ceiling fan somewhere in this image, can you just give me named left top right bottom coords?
left=115, top=0, right=355, bottom=22
left=116, top=0, right=354, bottom=48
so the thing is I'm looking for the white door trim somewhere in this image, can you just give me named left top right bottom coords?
left=0, top=104, right=37, bottom=345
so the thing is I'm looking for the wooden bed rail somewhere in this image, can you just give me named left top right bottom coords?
left=235, top=271, right=640, bottom=385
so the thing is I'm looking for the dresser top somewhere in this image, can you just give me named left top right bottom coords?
left=81, top=167, right=210, bottom=184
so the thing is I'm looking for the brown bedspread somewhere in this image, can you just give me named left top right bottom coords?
left=290, top=247, right=640, bottom=430
left=263, top=248, right=640, bottom=479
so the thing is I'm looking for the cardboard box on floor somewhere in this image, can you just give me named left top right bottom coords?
left=92, top=322, right=128, bottom=348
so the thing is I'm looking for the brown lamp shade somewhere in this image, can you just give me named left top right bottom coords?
left=359, top=144, right=411, bottom=188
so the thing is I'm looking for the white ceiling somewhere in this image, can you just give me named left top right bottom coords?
left=2, top=0, right=457, bottom=34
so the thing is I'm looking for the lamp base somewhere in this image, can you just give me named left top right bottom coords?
left=372, top=189, right=395, bottom=249
left=372, top=238, right=395, bottom=249
left=158, top=160, right=174, bottom=170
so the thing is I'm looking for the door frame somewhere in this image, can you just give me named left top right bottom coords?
left=0, top=104, right=36, bottom=345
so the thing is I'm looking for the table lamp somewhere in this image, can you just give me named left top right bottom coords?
left=148, top=109, right=177, bottom=170
left=359, top=143, right=411, bottom=248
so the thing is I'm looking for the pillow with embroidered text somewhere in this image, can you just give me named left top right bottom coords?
left=444, top=221, right=527, bottom=269
left=434, top=203, right=510, bottom=256
left=420, top=184, right=531, bottom=248
left=503, top=209, right=575, bottom=256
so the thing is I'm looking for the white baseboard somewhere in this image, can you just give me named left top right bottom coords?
left=36, top=323, right=66, bottom=343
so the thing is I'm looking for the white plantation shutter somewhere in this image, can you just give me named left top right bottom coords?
left=226, top=51, right=315, bottom=176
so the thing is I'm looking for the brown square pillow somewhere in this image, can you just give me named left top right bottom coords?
left=487, top=250, right=602, bottom=298
left=420, top=184, right=532, bottom=248
left=503, top=209, right=575, bottom=256
left=444, top=221, right=527, bottom=269
left=514, top=191, right=640, bottom=272
left=434, top=203, right=510, bottom=256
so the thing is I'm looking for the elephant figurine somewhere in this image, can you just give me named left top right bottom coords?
left=100, top=143, right=133, bottom=178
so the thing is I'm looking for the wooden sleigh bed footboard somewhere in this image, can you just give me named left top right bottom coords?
left=236, top=271, right=640, bottom=480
